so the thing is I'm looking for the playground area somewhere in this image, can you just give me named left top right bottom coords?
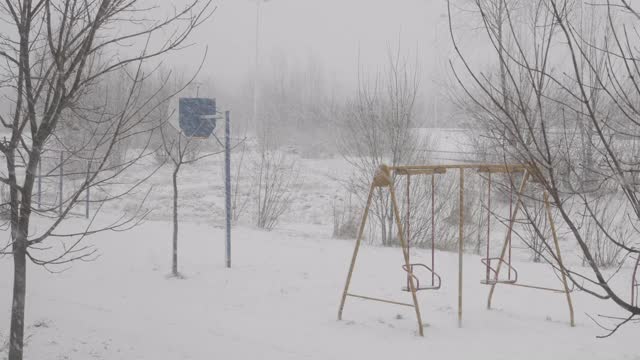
left=338, top=163, right=578, bottom=336
left=0, top=218, right=635, bottom=360
left=4, top=0, right=640, bottom=358
left=0, top=150, right=637, bottom=359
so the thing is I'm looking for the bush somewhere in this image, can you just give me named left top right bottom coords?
left=578, top=195, right=630, bottom=269
left=252, top=149, right=299, bottom=230
left=332, top=193, right=360, bottom=239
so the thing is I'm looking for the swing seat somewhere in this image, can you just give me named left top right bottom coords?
left=480, top=257, right=518, bottom=285
left=401, top=263, right=442, bottom=291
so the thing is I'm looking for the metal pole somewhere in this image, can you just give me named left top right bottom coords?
left=508, top=180, right=513, bottom=280
left=389, top=184, right=424, bottom=336
left=458, top=168, right=464, bottom=328
left=406, top=175, right=410, bottom=250
left=86, top=160, right=91, bottom=219
left=225, top=111, right=232, bottom=268
left=406, top=174, right=411, bottom=290
left=59, top=151, right=63, bottom=216
left=252, top=0, right=261, bottom=132
left=431, top=173, right=435, bottom=286
left=338, top=183, right=376, bottom=321
left=37, top=159, right=42, bottom=210
left=544, top=191, right=575, bottom=327
left=632, top=256, right=640, bottom=307
left=487, top=171, right=530, bottom=309
left=486, top=173, right=491, bottom=282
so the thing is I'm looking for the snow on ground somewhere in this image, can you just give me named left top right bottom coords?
left=0, top=221, right=637, bottom=360
left=0, top=129, right=638, bottom=359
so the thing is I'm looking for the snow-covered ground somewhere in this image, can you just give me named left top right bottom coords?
left=0, top=221, right=637, bottom=359
left=0, top=129, right=638, bottom=359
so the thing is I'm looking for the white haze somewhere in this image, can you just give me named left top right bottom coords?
left=175, top=0, right=498, bottom=106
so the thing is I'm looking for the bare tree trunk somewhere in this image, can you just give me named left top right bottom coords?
left=172, top=166, right=180, bottom=277
left=9, top=237, right=26, bottom=360
left=0, top=2, right=212, bottom=358
left=10, top=152, right=38, bottom=359
left=8, top=144, right=28, bottom=360
left=448, top=0, right=640, bottom=332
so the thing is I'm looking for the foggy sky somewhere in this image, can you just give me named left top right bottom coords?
left=189, top=0, right=458, bottom=94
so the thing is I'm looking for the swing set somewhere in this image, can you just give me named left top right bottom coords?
left=337, top=163, right=575, bottom=336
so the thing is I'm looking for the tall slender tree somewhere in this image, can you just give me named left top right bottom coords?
left=448, top=0, right=640, bottom=335
left=0, top=1, right=213, bottom=359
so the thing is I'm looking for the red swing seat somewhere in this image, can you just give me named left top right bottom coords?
left=401, top=263, right=442, bottom=291
left=480, top=257, right=518, bottom=285
left=401, top=172, right=442, bottom=292
left=480, top=172, right=518, bottom=286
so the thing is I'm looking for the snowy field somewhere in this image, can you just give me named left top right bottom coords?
left=0, top=131, right=638, bottom=359
left=0, top=222, right=637, bottom=359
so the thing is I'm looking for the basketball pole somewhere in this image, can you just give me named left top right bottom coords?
left=225, top=110, right=232, bottom=269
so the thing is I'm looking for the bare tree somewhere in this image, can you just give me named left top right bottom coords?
left=519, top=197, right=554, bottom=262
left=158, top=121, right=221, bottom=277
left=332, top=190, right=360, bottom=239
left=0, top=1, right=213, bottom=359
left=337, top=44, right=430, bottom=246
left=577, top=193, right=631, bottom=269
left=448, top=0, right=640, bottom=335
left=253, top=127, right=298, bottom=230
left=231, top=139, right=251, bottom=223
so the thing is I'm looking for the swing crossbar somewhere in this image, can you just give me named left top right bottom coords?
left=477, top=166, right=525, bottom=174
left=395, top=168, right=447, bottom=176
left=481, top=257, right=575, bottom=294
left=346, top=293, right=415, bottom=307
left=390, top=164, right=528, bottom=172
left=500, top=282, right=571, bottom=294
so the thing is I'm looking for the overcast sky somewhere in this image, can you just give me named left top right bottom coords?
left=186, top=0, right=461, bottom=94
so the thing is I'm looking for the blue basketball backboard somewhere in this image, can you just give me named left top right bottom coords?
left=179, top=98, right=217, bottom=138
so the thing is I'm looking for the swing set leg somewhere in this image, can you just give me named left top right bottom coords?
left=338, top=183, right=375, bottom=321
left=487, top=171, right=529, bottom=309
left=390, top=185, right=425, bottom=336
left=337, top=166, right=425, bottom=336
left=544, top=191, right=575, bottom=327
left=485, top=173, right=575, bottom=327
